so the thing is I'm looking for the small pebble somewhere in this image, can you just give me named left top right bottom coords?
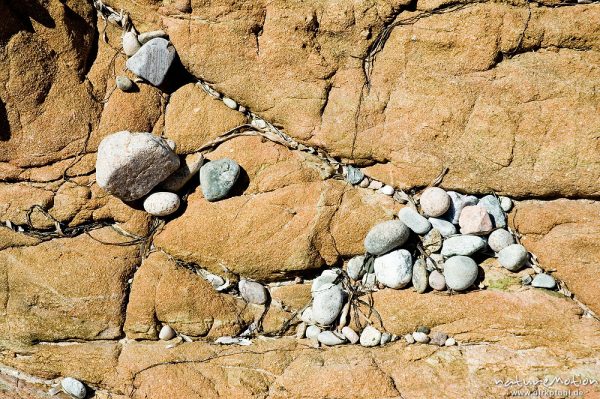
left=200, top=158, right=240, bottom=201
left=305, top=325, right=321, bottom=340
left=296, top=322, right=307, bottom=339
left=61, top=377, right=86, bottom=399
left=445, top=337, right=457, bottom=346
left=116, top=75, right=134, bottom=91
left=368, top=180, right=384, bottom=190
left=422, top=228, right=443, bottom=253
left=312, top=283, right=344, bottom=325
left=459, top=205, right=493, bottom=235
left=362, top=273, right=377, bottom=288
left=488, top=229, right=515, bottom=252
left=444, top=191, right=479, bottom=224
left=122, top=31, right=141, bottom=56
left=138, top=30, right=168, bottom=44
left=143, top=192, right=180, bottom=216
left=294, top=276, right=303, bottom=284
left=428, top=270, right=446, bottom=291
left=497, top=244, right=528, bottom=272
left=373, top=249, right=413, bottom=289
left=364, top=220, right=410, bottom=255
left=420, top=187, right=451, bottom=217
left=412, top=331, right=430, bottom=343
left=521, top=274, right=533, bottom=285
left=441, top=235, right=486, bottom=257
left=430, top=331, right=448, bottom=346
left=159, top=325, right=176, bottom=340
left=479, top=195, right=507, bottom=228
left=359, top=177, right=370, bottom=188
left=416, top=326, right=430, bottom=334
left=359, top=325, right=382, bottom=347
left=345, top=166, right=364, bottom=185
left=398, top=207, right=431, bottom=235
left=531, top=273, right=556, bottom=289
left=443, top=256, right=479, bottom=291
left=222, top=97, right=238, bottom=109
left=379, top=185, right=395, bottom=196
left=342, top=326, right=360, bottom=344
left=251, top=118, right=267, bottom=129
left=404, top=334, right=415, bottom=344
left=499, top=196, right=513, bottom=212
left=318, top=331, right=346, bottom=346
left=412, top=259, right=428, bottom=294
left=239, top=279, right=269, bottom=304
left=380, top=332, right=392, bottom=345
left=346, top=255, right=366, bottom=281
left=428, top=218, right=457, bottom=237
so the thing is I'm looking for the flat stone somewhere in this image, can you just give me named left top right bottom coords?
left=159, top=152, right=204, bottom=192
left=443, top=191, right=479, bottom=224
left=420, top=187, right=451, bottom=217
left=143, top=192, right=180, bottom=216
left=428, top=270, right=446, bottom=291
left=122, top=31, right=141, bottom=56
left=499, top=196, right=513, bottom=212
left=239, top=280, right=269, bottom=304
left=305, top=325, right=321, bottom=340
left=364, top=220, right=410, bottom=255
left=159, top=325, right=176, bottom=340
left=61, top=377, right=86, bottom=399
left=374, top=249, right=413, bottom=289
left=443, top=256, right=479, bottom=291
left=96, top=131, right=180, bottom=201
left=346, top=255, right=365, bottom=281
left=404, top=334, right=415, bottom=344
left=479, top=195, right=507, bottom=228
left=199, top=158, right=240, bottom=201
left=345, top=166, right=364, bottom=185
left=441, top=235, right=486, bottom=257
left=116, top=75, right=134, bottom=91
left=459, top=205, right=493, bottom=235
left=312, top=283, right=344, bottom=325
left=138, top=30, right=168, bottom=44
left=412, top=331, right=430, bottom=343
left=531, top=273, right=557, bottom=289
left=342, top=326, right=360, bottom=344
left=497, top=244, right=528, bottom=272
left=412, top=259, right=428, bottom=294
left=398, top=207, right=431, bottom=235
left=359, top=325, right=382, bottom=347
left=428, top=217, right=457, bottom=237
left=126, top=38, right=176, bottom=86
left=422, top=228, right=443, bottom=254
left=430, top=331, right=448, bottom=346
left=318, top=330, right=346, bottom=346
left=488, top=229, right=515, bottom=252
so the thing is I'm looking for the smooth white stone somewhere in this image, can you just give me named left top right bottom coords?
left=143, top=192, right=180, bottom=216
left=159, top=325, right=176, bottom=340
left=359, top=325, right=382, bottom=347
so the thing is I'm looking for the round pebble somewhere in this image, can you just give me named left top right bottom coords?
left=300, top=307, right=314, bottom=324
left=364, top=220, right=410, bottom=255
left=116, top=75, right=134, bottom=91
left=428, top=217, right=457, bottom=237
left=428, top=270, right=446, bottom=291
left=443, top=256, right=478, bottom=291
left=239, top=279, right=269, bottom=304
left=459, top=205, right=493, bottom=235
left=531, top=273, right=556, bottom=289
left=488, top=229, right=515, bottom=252
left=398, top=207, right=431, bottom=235
left=312, top=283, right=344, bottom=325
left=499, top=196, right=513, bottom=212
left=346, top=255, right=366, bottom=281
left=497, top=244, right=528, bottom=272
left=305, top=325, right=321, bottom=340
left=445, top=337, right=457, bottom=346
left=359, top=325, right=382, bottom=347
left=143, top=192, right=180, bottom=216
left=222, top=97, right=238, bottom=109
left=359, top=177, right=370, bottom=188
left=412, top=259, right=428, bottom=294
left=374, top=249, right=413, bottom=289
left=412, top=331, right=430, bottom=343
left=159, top=325, right=176, bottom=340
left=441, top=235, right=486, bottom=257
left=122, top=31, right=141, bottom=56
left=404, top=334, right=415, bottom=344
left=342, top=326, right=360, bottom=344
left=61, top=377, right=86, bottom=399
left=379, top=185, right=395, bottom=196
left=318, top=331, right=346, bottom=346
left=420, top=187, right=451, bottom=217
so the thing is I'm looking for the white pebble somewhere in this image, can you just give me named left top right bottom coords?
left=300, top=307, right=315, bottom=324
left=122, top=31, right=141, bottom=56
left=341, top=326, right=359, bottom=344
left=368, top=180, right=384, bottom=190
left=359, top=325, right=382, bottom=347
left=359, top=177, right=370, bottom=188
left=159, top=325, right=176, bottom=340
left=445, top=337, right=457, bottom=346
left=251, top=118, right=267, bottom=129
left=420, top=187, right=451, bottom=217
left=374, top=249, right=413, bottom=289
left=143, top=192, right=180, bottom=216
left=488, top=229, right=515, bottom=252
left=412, top=331, right=430, bottom=343
left=61, top=377, right=86, bottom=399
left=499, top=196, right=513, bottom=212
left=305, top=325, right=321, bottom=340
left=312, top=283, right=344, bottom=325
left=378, top=185, right=395, bottom=196
left=222, top=97, right=238, bottom=109
left=318, top=330, right=346, bottom=346
left=404, top=334, right=415, bottom=344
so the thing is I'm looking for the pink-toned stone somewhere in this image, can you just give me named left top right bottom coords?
left=419, top=187, right=451, bottom=217
left=459, top=205, right=493, bottom=235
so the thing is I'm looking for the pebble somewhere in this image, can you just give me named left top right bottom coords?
left=404, top=334, right=415, bottom=344
left=416, top=326, right=430, bottom=334
left=359, top=177, right=370, bottom=188
left=318, top=331, right=346, bottom=346
left=428, top=218, right=457, bottom=237
left=531, top=273, right=556, bottom=289
left=412, top=331, right=430, bottom=343
left=159, top=152, right=204, bottom=192
left=342, top=326, right=360, bottom=344
left=199, top=158, right=240, bottom=201
left=300, top=307, right=314, bottom=324
left=122, top=31, right=141, bottom=56
left=459, top=205, right=493, bottom=235
left=444, top=191, right=479, bottom=224
left=296, top=322, right=307, bottom=339
left=312, top=269, right=342, bottom=292
left=420, top=187, right=451, bottom=217
left=521, top=274, right=533, bottom=285
left=159, top=325, right=176, bottom=340
left=430, top=332, right=448, bottom=346
left=362, top=273, right=376, bottom=288
left=398, top=207, right=431, bottom=235
left=422, top=229, right=443, bottom=253
left=412, top=259, right=428, bottom=294
left=428, top=270, right=446, bottom=291
left=443, top=256, right=479, bottom=291
left=312, top=283, right=344, bottom=325
left=445, top=337, right=457, bottom=346
left=116, top=75, right=134, bottom=91
left=441, top=235, right=486, bottom=257
left=222, top=97, right=238, bottom=109
left=379, top=185, right=395, bottom=196
left=374, top=249, right=413, bottom=289
left=239, top=280, right=268, bottom=304
left=499, top=196, right=513, bottom=212
left=61, top=378, right=86, bottom=399
left=380, top=332, right=392, bottom=345
left=346, top=255, right=366, bottom=281
left=250, top=118, right=267, bottom=129
left=143, top=192, right=180, bottom=216
left=126, top=38, right=176, bottom=86
left=138, top=29, right=168, bottom=44
left=364, top=220, right=410, bottom=255
left=305, top=325, right=321, bottom=340
left=359, top=325, right=382, bottom=347
left=345, top=166, right=364, bottom=185
left=368, top=180, right=384, bottom=190
left=96, top=131, right=180, bottom=201
left=478, top=195, right=507, bottom=228
left=497, top=244, right=528, bottom=272
left=488, top=229, right=515, bottom=252
left=426, top=253, right=444, bottom=271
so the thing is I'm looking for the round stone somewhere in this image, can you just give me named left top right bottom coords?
left=531, top=273, right=556, bottom=289
left=428, top=217, right=457, bottom=237
left=404, top=334, right=415, bottom=344
left=312, top=283, right=344, bottom=325
left=222, top=97, right=238, bottom=109
left=445, top=337, right=457, bottom=346
left=122, top=31, right=141, bottom=56
left=143, top=192, right=180, bottom=216
left=364, top=220, right=410, bottom=255
left=318, top=331, right=346, bottom=346
left=443, top=256, right=479, bottom=291
left=61, top=377, right=86, bottom=399
left=398, top=207, right=431, bottom=235
left=359, top=177, right=370, bottom=188
left=116, top=75, right=133, bottom=91
left=420, top=187, right=451, bottom=217
left=488, top=229, right=515, bottom=252
left=300, top=307, right=314, bottom=324
left=199, top=158, right=240, bottom=201
left=305, top=325, right=321, bottom=340
left=359, top=325, right=382, bottom=347
left=373, top=249, right=413, bottom=289
left=159, top=324, right=176, bottom=340
left=459, top=205, right=493, bottom=235
left=239, top=279, right=269, bottom=304
left=499, top=196, right=513, bottom=212
left=342, top=326, right=360, bottom=344
left=345, top=166, right=364, bottom=185
left=497, top=244, right=528, bottom=272
left=428, top=270, right=446, bottom=291
left=441, top=235, right=486, bottom=257
left=412, top=259, right=428, bottom=294
left=379, top=185, right=395, bottom=196
left=412, top=331, right=430, bottom=343
left=346, top=255, right=365, bottom=281
left=312, top=269, right=342, bottom=292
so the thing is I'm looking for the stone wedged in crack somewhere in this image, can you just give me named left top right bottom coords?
left=159, top=325, right=176, bottom=340
left=61, top=377, right=86, bottom=399
left=126, top=38, right=176, bottom=86
left=398, top=207, right=431, bottom=235
left=374, top=249, right=413, bottom=289
left=498, top=244, right=528, bottom=272
left=532, top=273, right=556, bottom=289
left=412, top=331, right=430, bottom=343
left=443, top=256, right=478, bottom=291
left=312, top=283, right=344, bottom=325
left=342, top=326, right=359, bottom=344
left=420, top=187, right=451, bottom=217
left=459, top=205, right=493, bottom=235
left=199, top=158, right=240, bottom=201
left=239, top=279, right=269, bottom=304
left=305, top=325, right=321, bottom=340
left=441, top=235, right=486, bottom=257
left=422, top=228, right=443, bottom=254
left=312, top=269, right=342, bottom=292
left=143, top=192, right=180, bottom=216
left=364, top=220, right=410, bottom=255
left=479, top=195, right=507, bottom=228
left=345, top=166, right=364, bottom=185
left=96, top=131, right=180, bottom=201
left=359, top=325, right=381, bottom=347
left=488, top=229, right=515, bottom=252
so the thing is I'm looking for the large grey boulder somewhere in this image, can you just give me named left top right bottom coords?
left=126, top=38, right=176, bottom=86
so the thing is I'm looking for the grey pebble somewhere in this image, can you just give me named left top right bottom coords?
left=443, top=256, right=478, bottom=291
left=499, top=196, right=513, bottom=212
left=360, top=325, right=382, bottom=347
left=159, top=324, right=176, bottom=340
left=312, top=283, right=344, bottom=325
left=531, top=273, right=556, bottom=289
left=61, top=377, right=86, bottom=399
left=430, top=331, right=448, bottom=346
left=305, top=325, right=321, bottom=340
left=138, top=29, right=168, bottom=44
left=398, top=207, right=431, bottom=235
left=122, top=31, right=141, bottom=56
left=345, top=166, right=364, bottom=185
left=428, top=217, right=457, bottom=237
left=488, top=229, right=515, bottom=252
left=521, top=274, right=533, bottom=285
left=445, top=337, right=457, bottom=346
left=116, top=75, right=134, bottom=91
left=497, top=244, right=528, bottom=272
left=428, top=270, right=446, bottom=291
left=239, top=279, right=268, bottom=305
left=380, top=332, right=392, bottom=345
left=346, top=255, right=366, bottom=281
left=364, top=220, right=410, bottom=255
left=412, top=259, right=429, bottom=294
left=200, top=158, right=240, bottom=201
left=416, top=326, right=430, bottom=334
left=318, top=330, right=346, bottom=346
left=426, top=253, right=444, bottom=272
left=479, top=195, right=507, bottom=228
left=342, top=326, right=360, bottom=344
left=443, top=191, right=478, bottom=224
left=441, top=235, right=486, bottom=257
left=312, top=269, right=342, bottom=292
left=126, top=38, right=176, bottom=86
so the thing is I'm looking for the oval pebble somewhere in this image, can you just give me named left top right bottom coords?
left=61, top=377, right=86, bottom=399
left=116, top=75, right=133, bottom=91
left=359, top=325, right=381, bottom=347
left=305, top=325, right=321, bottom=340
left=531, top=273, right=556, bottom=289
left=368, top=180, right=383, bottom=190
left=318, top=330, right=346, bottom=346
left=239, top=279, right=269, bottom=304
left=412, top=331, right=430, bottom=343
left=428, top=269, right=446, bottom=291
left=342, top=326, right=359, bottom=344
left=420, top=187, right=451, bottom=217
left=364, top=220, right=410, bottom=255
left=374, top=249, right=413, bottom=289
left=412, top=258, right=428, bottom=294
left=398, top=207, right=431, bottom=235
left=497, top=244, right=528, bottom=272
left=441, top=235, right=486, bottom=257
left=199, top=158, right=240, bottom=201
left=499, top=196, right=513, bottom=212
left=359, top=177, right=370, bottom=188
left=404, top=334, right=415, bottom=344
left=300, top=307, right=314, bottom=324
left=346, top=255, right=366, bottom=281
left=445, top=337, right=457, bottom=346
left=312, top=283, right=344, bottom=325
left=122, top=31, right=141, bottom=56
left=143, top=192, right=180, bottom=216
left=488, top=229, right=515, bottom=252
left=222, top=97, right=238, bottom=109
left=443, top=256, right=478, bottom=291
left=379, top=185, right=395, bottom=196
left=428, top=217, right=457, bottom=237
left=159, top=324, right=176, bottom=340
